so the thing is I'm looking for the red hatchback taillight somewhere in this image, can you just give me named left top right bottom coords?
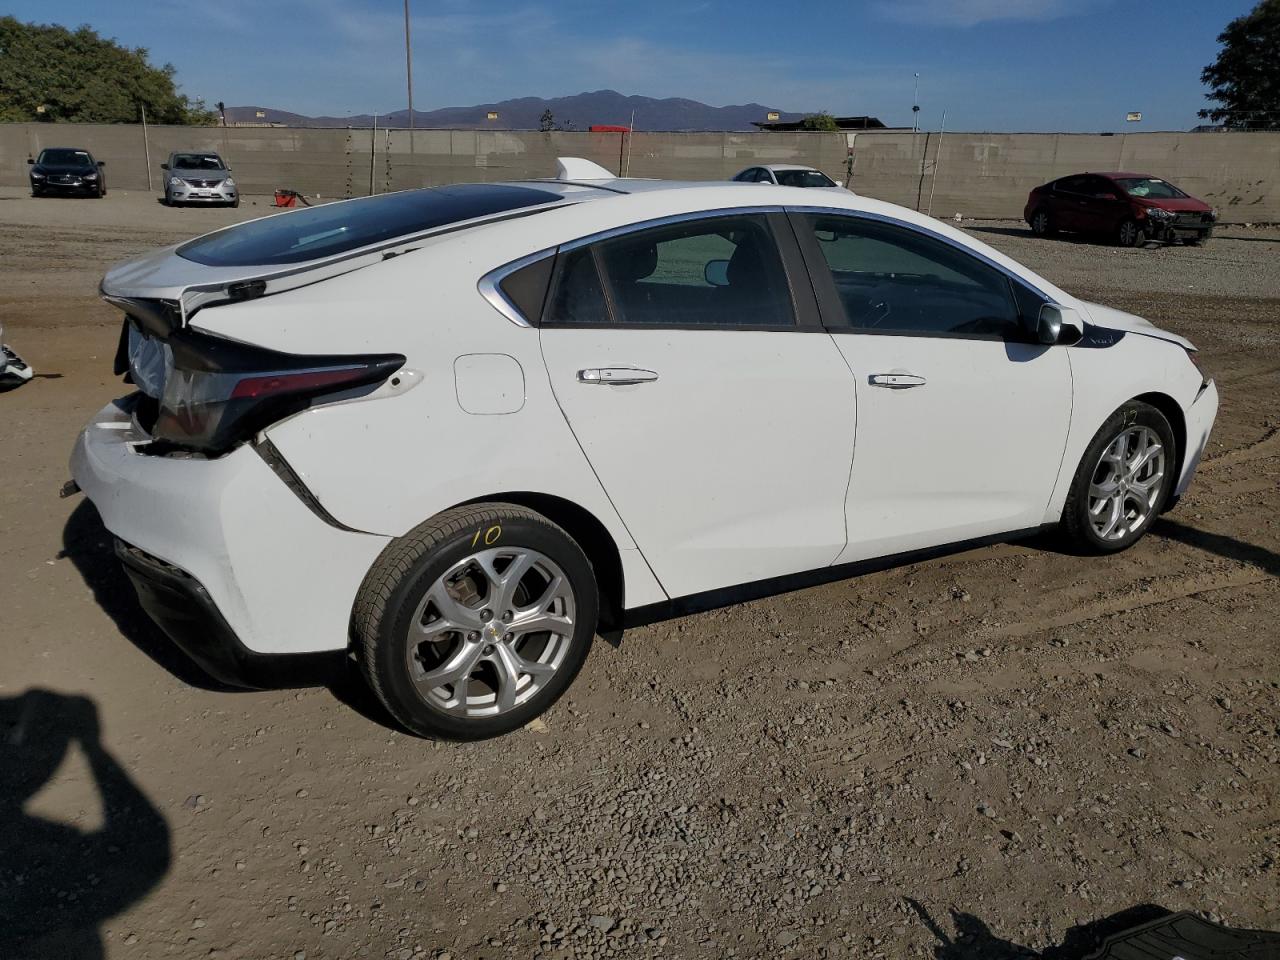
left=151, top=328, right=404, bottom=456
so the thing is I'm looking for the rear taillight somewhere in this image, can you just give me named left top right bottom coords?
left=150, top=329, right=404, bottom=455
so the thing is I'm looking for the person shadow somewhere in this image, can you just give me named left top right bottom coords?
left=0, top=690, right=171, bottom=959
left=907, top=899, right=1178, bottom=959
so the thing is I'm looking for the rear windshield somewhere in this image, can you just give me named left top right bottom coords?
left=38, top=149, right=92, bottom=165
left=177, top=184, right=563, bottom=266
left=774, top=169, right=836, bottom=188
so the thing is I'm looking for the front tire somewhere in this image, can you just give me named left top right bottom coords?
left=1117, top=219, right=1146, bottom=247
left=1029, top=208, right=1054, bottom=237
left=1060, top=401, right=1176, bottom=553
left=354, top=504, right=599, bottom=740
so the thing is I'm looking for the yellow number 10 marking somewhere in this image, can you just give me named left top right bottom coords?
left=471, top=524, right=502, bottom=548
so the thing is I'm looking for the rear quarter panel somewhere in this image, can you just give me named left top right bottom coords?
left=189, top=226, right=662, bottom=599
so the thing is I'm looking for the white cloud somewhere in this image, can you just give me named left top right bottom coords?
left=872, top=0, right=1085, bottom=27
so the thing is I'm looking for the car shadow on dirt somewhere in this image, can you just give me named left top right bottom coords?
left=908, top=899, right=1174, bottom=959
left=63, top=499, right=412, bottom=730
left=61, top=500, right=237, bottom=691
left=0, top=689, right=171, bottom=959
left=1153, top=518, right=1280, bottom=578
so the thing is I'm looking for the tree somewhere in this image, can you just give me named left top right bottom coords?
left=539, top=108, right=555, bottom=132
left=1199, top=0, right=1280, bottom=130
left=0, top=17, right=217, bottom=124
left=799, top=112, right=840, bottom=132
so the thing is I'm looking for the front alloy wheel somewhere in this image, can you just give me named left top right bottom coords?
left=1061, top=401, right=1175, bottom=553
left=1030, top=209, right=1052, bottom=236
left=1086, top=425, right=1166, bottom=542
left=355, top=504, right=598, bottom=740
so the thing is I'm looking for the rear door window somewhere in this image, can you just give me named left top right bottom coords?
left=551, top=214, right=797, bottom=328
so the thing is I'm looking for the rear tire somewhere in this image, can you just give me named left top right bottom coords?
left=1029, top=208, right=1054, bottom=237
left=1060, top=401, right=1176, bottom=554
left=354, top=504, right=599, bottom=740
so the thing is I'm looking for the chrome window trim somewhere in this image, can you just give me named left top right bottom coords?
left=559, top=205, right=784, bottom=253
left=784, top=205, right=1054, bottom=303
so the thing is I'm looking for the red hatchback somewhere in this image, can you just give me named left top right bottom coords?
left=1024, top=172, right=1217, bottom=247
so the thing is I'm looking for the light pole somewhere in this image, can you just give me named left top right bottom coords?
left=912, top=73, right=920, bottom=133
left=404, top=0, right=414, bottom=141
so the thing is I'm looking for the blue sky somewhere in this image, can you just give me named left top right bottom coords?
left=9, top=0, right=1252, bottom=131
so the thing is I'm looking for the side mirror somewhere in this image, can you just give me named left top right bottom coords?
left=97, top=160, right=106, bottom=167
left=1037, top=303, right=1084, bottom=345
left=161, top=163, right=169, bottom=170
left=704, top=260, right=730, bottom=287
left=27, top=158, right=34, bottom=165
left=835, top=180, right=845, bottom=188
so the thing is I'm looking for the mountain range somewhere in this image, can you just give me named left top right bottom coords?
left=224, top=90, right=808, bottom=132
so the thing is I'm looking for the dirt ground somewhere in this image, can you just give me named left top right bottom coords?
left=1, top=187, right=1277, bottom=960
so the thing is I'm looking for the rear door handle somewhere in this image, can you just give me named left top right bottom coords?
left=869, top=373, right=926, bottom=389
left=578, top=367, right=659, bottom=385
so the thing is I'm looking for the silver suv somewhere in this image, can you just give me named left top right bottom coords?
left=162, top=152, right=239, bottom=207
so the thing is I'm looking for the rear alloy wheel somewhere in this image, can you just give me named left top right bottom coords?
left=1061, top=402, right=1175, bottom=553
left=1030, top=209, right=1053, bottom=236
left=355, top=504, right=598, bottom=740
left=1117, top=219, right=1145, bottom=247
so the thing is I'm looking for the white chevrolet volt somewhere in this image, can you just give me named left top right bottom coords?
left=70, top=158, right=1218, bottom=739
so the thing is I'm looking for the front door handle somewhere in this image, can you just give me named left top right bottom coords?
left=578, top=367, right=659, bottom=385
left=869, top=373, right=926, bottom=389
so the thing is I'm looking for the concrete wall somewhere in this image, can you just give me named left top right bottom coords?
left=2, top=122, right=1276, bottom=222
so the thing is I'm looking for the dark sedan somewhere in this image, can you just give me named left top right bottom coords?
left=28, top=147, right=107, bottom=198
left=1024, top=172, right=1216, bottom=247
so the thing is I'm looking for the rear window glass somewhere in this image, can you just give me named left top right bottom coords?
left=177, top=184, right=563, bottom=266
left=774, top=169, right=836, bottom=188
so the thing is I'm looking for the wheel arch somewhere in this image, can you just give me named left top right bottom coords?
left=459, top=492, right=626, bottom=632
left=1133, top=391, right=1187, bottom=484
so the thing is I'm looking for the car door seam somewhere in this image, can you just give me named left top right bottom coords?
left=536, top=329, right=670, bottom=602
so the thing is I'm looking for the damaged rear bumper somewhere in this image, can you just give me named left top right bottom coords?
left=70, top=396, right=390, bottom=684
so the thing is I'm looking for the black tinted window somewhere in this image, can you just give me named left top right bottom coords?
left=172, top=154, right=225, bottom=170
left=775, top=169, right=836, bottom=188
left=1056, top=175, right=1091, bottom=195
left=544, top=247, right=609, bottom=325
left=38, top=149, right=92, bottom=165
left=178, top=184, right=562, bottom=266
left=593, top=214, right=794, bottom=327
left=800, top=214, right=1019, bottom=337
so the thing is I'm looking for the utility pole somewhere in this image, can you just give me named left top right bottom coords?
left=370, top=112, right=378, bottom=196
left=141, top=103, right=153, bottom=191
left=925, top=109, right=946, bottom=218
left=404, top=0, right=415, bottom=150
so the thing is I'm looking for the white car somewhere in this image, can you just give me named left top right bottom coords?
left=70, top=158, right=1218, bottom=740
left=731, top=164, right=849, bottom=191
